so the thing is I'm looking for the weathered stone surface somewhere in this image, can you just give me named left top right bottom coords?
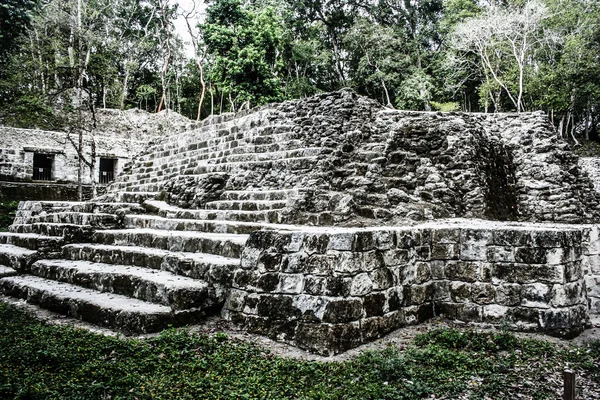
left=2, top=90, right=599, bottom=357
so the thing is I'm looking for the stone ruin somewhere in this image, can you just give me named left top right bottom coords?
left=1, top=89, right=600, bottom=355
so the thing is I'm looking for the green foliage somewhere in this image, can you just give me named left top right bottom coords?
left=1, top=305, right=600, bottom=399
left=431, top=101, right=460, bottom=112
left=0, top=201, right=18, bottom=232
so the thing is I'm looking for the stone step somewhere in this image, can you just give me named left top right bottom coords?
left=0, top=244, right=37, bottom=271
left=92, top=229, right=248, bottom=259
left=31, top=212, right=119, bottom=227
left=62, top=243, right=238, bottom=283
left=0, top=232, right=63, bottom=251
left=69, top=202, right=145, bottom=214
left=122, top=151, right=317, bottom=184
left=220, top=189, right=302, bottom=201
left=123, top=214, right=300, bottom=235
left=98, top=191, right=158, bottom=203
left=0, top=275, right=198, bottom=334
left=162, top=208, right=285, bottom=224
left=30, top=259, right=214, bottom=310
left=181, top=156, right=319, bottom=176
left=9, top=223, right=94, bottom=239
left=0, top=265, right=17, bottom=278
left=204, top=200, right=287, bottom=211
left=140, top=139, right=309, bottom=175
left=206, top=147, right=324, bottom=165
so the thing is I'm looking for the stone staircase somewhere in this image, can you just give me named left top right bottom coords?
left=0, top=108, right=318, bottom=334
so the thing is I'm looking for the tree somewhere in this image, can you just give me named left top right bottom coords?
left=0, top=0, right=38, bottom=71
left=201, top=0, right=286, bottom=110
left=450, top=0, right=550, bottom=112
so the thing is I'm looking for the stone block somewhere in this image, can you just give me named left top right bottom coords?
left=396, top=230, right=417, bottom=248
left=583, top=226, right=600, bottom=254
left=364, top=293, right=386, bottom=317
left=460, top=229, right=492, bottom=260
left=240, top=247, right=261, bottom=269
left=495, top=284, right=521, bottom=306
left=514, top=247, right=547, bottom=264
left=551, top=282, right=584, bottom=307
left=327, top=232, right=354, bottom=251
left=585, top=275, right=600, bottom=298
left=284, top=232, right=304, bottom=252
left=402, top=262, right=431, bottom=285
left=581, top=254, right=600, bottom=275
left=257, top=251, right=283, bottom=272
left=373, top=230, right=396, bottom=250
left=432, top=280, right=450, bottom=301
left=281, top=252, right=308, bottom=273
left=386, top=287, right=403, bottom=312
left=431, top=243, right=459, bottom=260
left=352, top=231, right=375, bottom=252
left=531, top=230, right=563, bottom=248
left=305, top=253, right=335, bottom=276
left=382, top=249, right=410, bottom=266
left=304, top=275, right=326, bottom=296
left=449, top=281, right=471, bottom=303
left=493, top=229, right=532, bottom=247
left=224, top=289, right=247, bottom=312
left=362, top=251, right=385, bottom=272
left=482, top=304, right=509, bottom=322
left=486, top=246, right=514, bottom=263
left=508, top=306, right=540, bottom=326
left=333, top=252, right=364, bottom=275
left=435, top=302, right=459, bottom=319
left=256, top=295, right=301, bottom=320
left=539, top=308, right=570, bottom=330
left=322, top=299, right=364, bottom=323
left=350, top=273, right=374, bottom=296
left=293, top=294, right=329, bottom=322
left=564, top=261, right=583, bottom=282
left=369, top=267, right=395, bottom=290
left=295, top=321, right=363, bottom=356
left=521, top=283, right=551, bottom=308
left=455, top=303, right=482, bottom=322
left=277, top=274, right=305, bottom=294
left=471, top=283, right=496, bottom=305
left=444, top=261, right=481, bottom=282
left=303, top=234, right=330, bottom=254
left=233, top=269, right=259, bottom=290
left=242, top=293, right=260, bottom=315
left=325, top=276, right=351, bottom=297
left=430, top=260, right=445, bottom=280
left=404, top=303, right=434, bottom=324
left=590, top=297, right=600, bottom=313
left=404, top=283, right=433, bottom=305
left=415, top=245, right=431, bottom=261
left=492, top=263, right=564, bottom=284
left=244, top=315, right=298, bottom=343
left=432, top=228, right=460, bottom=244
left=256, top=273, right=279, bottom=292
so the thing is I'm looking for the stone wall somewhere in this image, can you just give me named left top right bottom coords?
left=227, top=220, right=593, bottom=355
left=0, top=127, right=143, bottom=184
left=109, top=90, right=600, bottom=225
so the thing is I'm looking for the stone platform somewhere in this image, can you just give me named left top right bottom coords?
left=1, top=90, right=599, bottom=355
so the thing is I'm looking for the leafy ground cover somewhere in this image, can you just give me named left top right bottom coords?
left=0, top=302, right=599, bottom=399
left=0, top=201, right=18, bottom=232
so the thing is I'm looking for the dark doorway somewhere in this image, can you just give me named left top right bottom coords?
left=33, top=153, right=53, bottom=181
left=99, top=158, right=116, bottom=184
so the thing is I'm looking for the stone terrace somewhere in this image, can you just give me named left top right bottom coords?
left=1, top=90, right=600, bottom=355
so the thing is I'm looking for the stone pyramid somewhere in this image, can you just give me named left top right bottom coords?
left=1, top=90, right=599, bottom=355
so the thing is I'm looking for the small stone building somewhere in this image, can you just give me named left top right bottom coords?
left=0, top=109, right=193, bottom=201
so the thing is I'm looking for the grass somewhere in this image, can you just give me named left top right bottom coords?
left=0, top=303, right=599, bottom=399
